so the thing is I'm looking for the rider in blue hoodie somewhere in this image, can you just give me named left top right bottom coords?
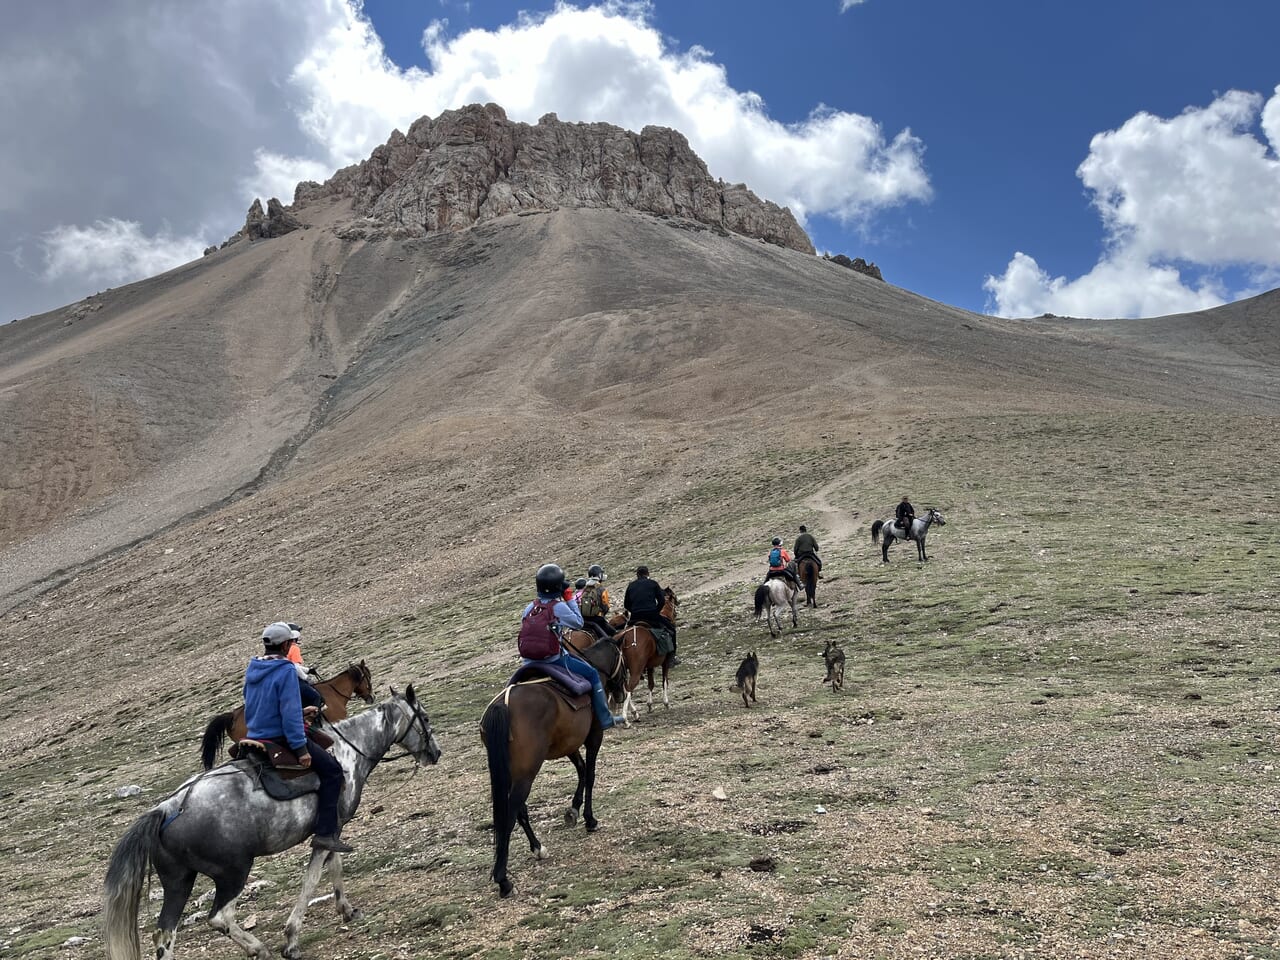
left=244, top=622, right=352, bottom=853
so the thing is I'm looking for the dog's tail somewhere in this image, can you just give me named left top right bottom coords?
left=753, top=583, right=769, bottom=616
left=871, top=520, right=883, bottom=544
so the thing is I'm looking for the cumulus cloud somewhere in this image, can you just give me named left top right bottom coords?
left=839, top=0, right=868, bottom=10
left=279, top=2, right=931, bottom=222
left=39, top=220, right=208, bottom=288
left=986, top=86, right=1280, bottom=318
left=1, top=0, right=928, bottom=323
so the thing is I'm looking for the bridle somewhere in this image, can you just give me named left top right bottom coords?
left=325, top=697, right=433, bottom=767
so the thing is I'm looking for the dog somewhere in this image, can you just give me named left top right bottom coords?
left=821, top=640, right=845, bottom=692
left=730, top=651, right=758, bottom=708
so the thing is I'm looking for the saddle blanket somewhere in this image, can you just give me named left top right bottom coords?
left=236, top=753, right=320, bottom=801
left=509, top=660, right=593, bottom=695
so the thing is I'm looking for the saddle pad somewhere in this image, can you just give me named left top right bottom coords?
left=509, top=662, right=593, bottom=696
left=237, top=756, right=321, bottom=801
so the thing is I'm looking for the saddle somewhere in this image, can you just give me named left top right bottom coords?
left=507, top=662, right=592, bottom=708
left=234, top=740, right=321, bottom=801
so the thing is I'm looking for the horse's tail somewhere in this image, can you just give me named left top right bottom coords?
left=753, top=584, right=769, bottom=616
left=199, top=711, right=235, bottom=771
left=871, top=520, right=883, bottom=543
left=103, top=807, right=165, bottom=960
left=481, top=700, right=513, bottom=882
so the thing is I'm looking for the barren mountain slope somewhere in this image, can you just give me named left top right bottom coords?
left=1, top=197, right=1279, bottom=959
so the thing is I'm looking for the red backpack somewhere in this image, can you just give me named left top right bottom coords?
left=517, top=601, right=562, bottom=660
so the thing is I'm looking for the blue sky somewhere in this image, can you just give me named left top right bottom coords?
left=3, top=0, right=1279, bottom=322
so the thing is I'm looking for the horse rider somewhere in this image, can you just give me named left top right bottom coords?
left=283, top=621, right=325, bottom=710
left=623, top=565, right=679, bottom=666
left=521, top=563, right=625, bottom=730
left=793, top=525, right=823, bottom=578
left=577, top=564, right=617, bottom=638
left=896, top=495, right=916, bottom=535
left=766, top=537, right=800, bottom=589
left=244, top=622, right=351, bottom=853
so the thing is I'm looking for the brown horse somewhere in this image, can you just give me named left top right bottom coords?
left=560, top=629, right=628, bottom=709
left=798, top=556, right=819, bottom=607
left=481, top=673, right=604, bottom=898
left=600, top=588, right=679, bottom=721
left=199, top=661, right=374, bottom=769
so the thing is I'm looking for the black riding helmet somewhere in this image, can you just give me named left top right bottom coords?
left=588, top=564, right=605, bottom=580
left=535, top=563, right=567, bottom=596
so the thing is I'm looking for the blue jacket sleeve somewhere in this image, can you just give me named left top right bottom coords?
left=277, top=669, right=308, bottom=751
left=298, top=679, right=324, bottom=711
left=555, top=599, right=584, bottom=629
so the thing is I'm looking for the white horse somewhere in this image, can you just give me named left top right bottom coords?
left=753, top=577, right=799, bottom=637
left=103, top=687, right=440, bottom=960
left=872, top=507, right=946, bottom=562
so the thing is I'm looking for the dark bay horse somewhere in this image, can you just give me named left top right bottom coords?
left=104, top=687, right=440, bottom=960
left=797, top=556, right=820, bottom=607
left=481, top=673, right=604, bottom=898
left=604, top=587, right=679, bottom=720
left=872, top=508, right=946, bottom=562
left=200, top=661, right=374, bottom=770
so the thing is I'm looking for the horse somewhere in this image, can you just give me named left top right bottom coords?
left=103, top=686, right=440, bottom=960
left=481, top=671, right=605, bottom=898
left=599, top=587, right=679, bottom=721
left=871, top=507, right=946, bottom=562
left=560, top=628, right=628, bottom=709
left=199, top=661, right=374, bottom=770
left=797, top=556, right=820, bottom=607
left=753, top=577, right=798, bottom=638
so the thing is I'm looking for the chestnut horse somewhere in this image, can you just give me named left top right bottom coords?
left=481, top=673, right=604, bottom=898
left=602, top=587, right=679, bottom=721
left=199, top=661, right=374, bottom=769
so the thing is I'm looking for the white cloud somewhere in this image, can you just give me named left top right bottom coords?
left=280, top=2, right=931, bottom=222
left=243, top=150, right=334, bottom=206
left=987, top=86, right=1280, bottom=319
left=39, top=219, right=208, bottom=288
left=2, top=0, right=929, bottom=323
left=839, top=0, right=868, bottom=10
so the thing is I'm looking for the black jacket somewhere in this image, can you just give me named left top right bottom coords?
left=794, top=532, right=819, bottom=556
left=896, top=501, right=915, bottom=522
left=624, top=576, right=665, bottom=614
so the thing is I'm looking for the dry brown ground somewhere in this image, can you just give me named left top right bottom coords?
left=1, top=204, right=1278, bottom=959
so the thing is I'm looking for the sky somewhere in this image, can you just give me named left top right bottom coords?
left=2, top=0, right=1279, bottom=325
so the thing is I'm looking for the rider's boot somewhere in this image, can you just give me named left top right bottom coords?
left=592, top=682, right=624, bottom=729
left=312, top=833, right=354, bottom=853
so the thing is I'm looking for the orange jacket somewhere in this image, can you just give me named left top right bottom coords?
left=769, top=548, right=792, bottom=571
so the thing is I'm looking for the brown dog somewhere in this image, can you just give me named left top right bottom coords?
left=822, top=640, right=845, bottom=692
left=731, top=651, right=758, bottom=707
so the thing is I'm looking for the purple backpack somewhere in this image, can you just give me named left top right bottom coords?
left=518, top=601, right=562, bottom=660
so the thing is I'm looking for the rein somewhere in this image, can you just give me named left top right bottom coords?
left=325, top=701, right=428, bottom=767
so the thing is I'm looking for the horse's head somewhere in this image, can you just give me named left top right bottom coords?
left=352, top=660, right=375, bottom=703
left=661, top=587, right=680, bottom=620
left=388, top=684, right=441, bottom=767
left=928, top=508, right=946, bottom=525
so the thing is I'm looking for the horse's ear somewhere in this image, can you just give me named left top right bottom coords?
left=405, top=683, right=417, bottom=706
left=389, top=684, right=400, bottom=699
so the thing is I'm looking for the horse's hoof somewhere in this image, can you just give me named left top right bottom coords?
left=535, top=844, right=549, bottom=861
left=343, top=906, right=363, bottom=922
left=280, top=947, right=299, bottom=960
left=564, top=808, right=579, bottom=826
left=585, top=818, right=599, bottom=833
left=498, top=878, right=514, bottom=898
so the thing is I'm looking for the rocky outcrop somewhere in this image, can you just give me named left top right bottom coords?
left=824, top=253, right=883, bottom=281
left=295, top=103, right=814, bottom=254
left=219, top=197, right=302, bottom=248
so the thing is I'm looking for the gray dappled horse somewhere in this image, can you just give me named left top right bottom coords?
left=753, top=578, right=799, bottom=637
left=872, top=508, right=946, bottom=562
left=104, top=687, right=440, bottom=960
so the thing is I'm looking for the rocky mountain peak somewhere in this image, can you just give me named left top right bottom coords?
left=291, top=103, right=815, bottom=253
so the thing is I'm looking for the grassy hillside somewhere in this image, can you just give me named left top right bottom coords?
left=3, top=410, right=1278, bottom=959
